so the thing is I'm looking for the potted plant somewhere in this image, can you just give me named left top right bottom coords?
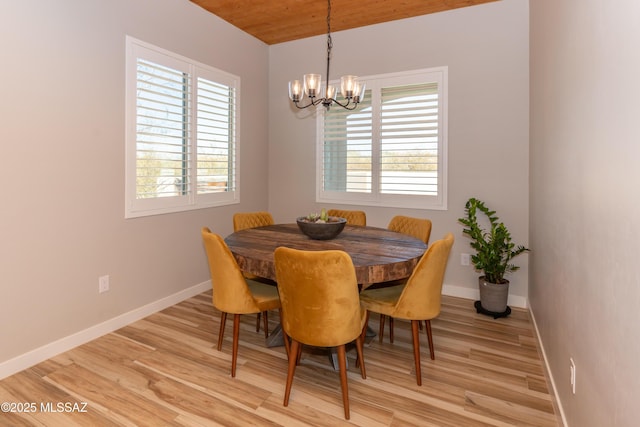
left=458, top=198, right=529, bottom=315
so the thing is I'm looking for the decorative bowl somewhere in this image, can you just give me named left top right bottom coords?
left=296, top=216, right=347, bottom=240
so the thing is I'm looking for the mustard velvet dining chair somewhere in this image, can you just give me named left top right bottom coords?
left=388, top=215, right=432, bottom=245
left=274, top=247, right=367, bottom=420
left=327, top=209, right=367, bottom=226
left=359, top=233, right=454, bottom=386
left=379, top=215, right=433, bottom=343
left=201, top=227, right=281, bottom=378
left=232, top=211, right=276, bottom=337
left=233, top=211, right=274, bottom=231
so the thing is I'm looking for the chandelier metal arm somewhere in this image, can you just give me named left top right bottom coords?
left=327, top=97, right=358, bottom=110
left=292, top=96, right=358, bottom=110
left=291, top=97, right=325, bottom=109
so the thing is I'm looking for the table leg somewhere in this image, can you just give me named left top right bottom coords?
left=329, top=348, right=347, bottom=371
left=365, top=325, right=376, bottom=338
left=266, top=324, right=285, bottom=347
left=328, top=322, right=377, bottom=370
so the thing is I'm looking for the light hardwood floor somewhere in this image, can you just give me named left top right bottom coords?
left=0, top=292, right=561, bottom=426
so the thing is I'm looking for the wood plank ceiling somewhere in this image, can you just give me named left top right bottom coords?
left=189, top=0, right=499, bottom=45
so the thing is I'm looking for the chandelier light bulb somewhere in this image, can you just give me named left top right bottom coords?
left=353, top=82, right=366, bottom=103
left=288, top=80, right=303, bottom=102
left=340, top=75, right=358, bottom=99
left=303, top=74, right=321, bottom=98
left=326, top=84, right=336, bottom=100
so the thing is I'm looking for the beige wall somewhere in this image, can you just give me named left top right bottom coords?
left=530, top=1, right=640, bottom=425
left=0, top=0, right=269, bottom=371
left=268, top=1, right=530, bottom=305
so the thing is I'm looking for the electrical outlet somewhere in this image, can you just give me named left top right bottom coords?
left=570, top=358, right=576, bottom=394
left=461, top=253, right=470, bottom=266
left=99, top=275, right=110, bottom=293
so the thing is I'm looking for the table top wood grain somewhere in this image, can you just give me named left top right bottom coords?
left=224, top=223, right=427, bottom=288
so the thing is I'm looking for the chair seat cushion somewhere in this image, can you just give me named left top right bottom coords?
left=359, top=285, right=403, bottom=317
left=247, top=279, right=281, bottom=311
left=365, top=278, right=407, bottom=290
left=360, top=281, right=442, bottom=320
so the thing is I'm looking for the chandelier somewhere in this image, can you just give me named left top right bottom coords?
left=288, top=0, right=365, bottom=111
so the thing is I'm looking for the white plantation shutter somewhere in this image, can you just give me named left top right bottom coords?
left=317, top=68, right=447, bottom=210
left=380, top=82, right=439, bottom=195
left=322, top=91, right=372, bottom=193
left=196, top=77, right=236, bottom=195
left=126, top=37, right=239, bottom=218
left=135, top=58, right=190, bottom=199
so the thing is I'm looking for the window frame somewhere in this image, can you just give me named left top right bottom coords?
left=125, top=36, right=240, bottom=219
left=316, top=67, right=448, bottom=210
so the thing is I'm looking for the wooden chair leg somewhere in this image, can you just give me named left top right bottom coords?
left=355, top=334, right=366, bottom=379
left=256, top=312, right=261, bottom=333
left=284, top=339, right=300, bottom=407
left=379, top=315, right=395, bottom=343
left=262, top=311, right=269, bottom=338
left=283, top=331, right=291, bottom=359
left=360, top=311, right=370, bottom=345
left=411, top=320, right=422, bottom=386
left=425, top=319, right=435, bottom=360
left=281, top=310, right=291, bottom=359
left=337, top=344, right=351, bottom=420
left=295, top=341, right=303, bottom=365
left=217, top=312, right=227, bottom=351
left=231, top=314, right=241, bottom=378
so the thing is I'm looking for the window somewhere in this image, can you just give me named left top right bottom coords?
left=317, top=67, right=447, bottom=210
left=125, top=37, right=239, bottom=218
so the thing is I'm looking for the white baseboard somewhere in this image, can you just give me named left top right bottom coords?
left=528, top=308, right=568, bottom=427
left=442, top=282, right=528, bottom=309
left=0, top=281, right=211, bottom=380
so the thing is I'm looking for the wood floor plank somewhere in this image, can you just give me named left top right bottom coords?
left=0, top=369, right=123, bottom=427
left=146, top=376, right=282, bottom=426
left=45, top=364, right=180, bottom=425
left=134, top=351, right=273, bottom=410
left=0, top=294, right=561, bottom=426
left=464, top=391, right=558, bottom=427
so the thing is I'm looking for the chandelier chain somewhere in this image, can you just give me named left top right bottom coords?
left=326, top=0, right=332, bottom=98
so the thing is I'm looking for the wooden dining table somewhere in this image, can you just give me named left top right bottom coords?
left=224, top=223, right=427, bottom=290
left=225, top=223, right=428, bottom=362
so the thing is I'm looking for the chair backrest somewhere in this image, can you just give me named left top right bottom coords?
left=201, top=227, right=263, bottom=314
left=327, top=209, right=367, bottom=226
left=392, top=233, right=454, bottom=320
left=274, top=247, right=363, bottom=347
left=233, top=211, right=274, bottom=231
left=387, top=215, right=432, bottom=245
